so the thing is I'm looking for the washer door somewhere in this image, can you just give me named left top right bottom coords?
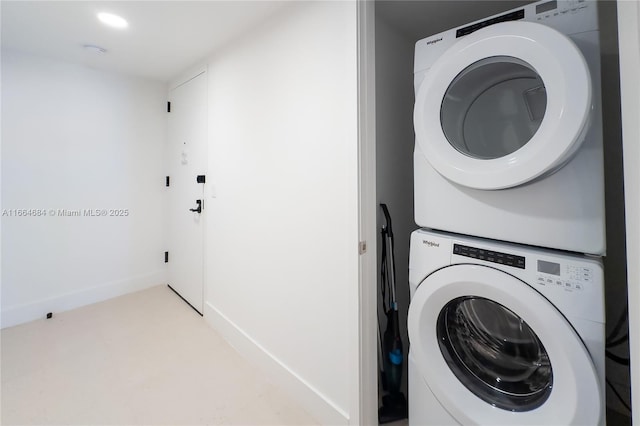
left=407, top=265, right=601, bottom=425
left=414, top=21, right=592, bottom=190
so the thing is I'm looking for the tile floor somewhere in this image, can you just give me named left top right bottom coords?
left=1, top=285, right=318, bottom=425
left=4, top=285, right=628, bottom=426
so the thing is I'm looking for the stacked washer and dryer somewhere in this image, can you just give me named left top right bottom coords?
left=407, top=1, right=607, bottom=425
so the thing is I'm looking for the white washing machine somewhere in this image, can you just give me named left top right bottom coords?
left=413, top=0, right=605, bottom=255
left=407, top=229, right=605, bottom=425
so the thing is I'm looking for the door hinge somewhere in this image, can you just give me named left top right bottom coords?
left=359, top=241, right=367, bottom=255
left=164, top=251, right=169, bottom=263
left=167, top=101, right=171, bottom=113
left=166, top=176, right=170, bottom=187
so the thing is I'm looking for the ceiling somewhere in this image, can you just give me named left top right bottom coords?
left=1, top=1, right=291, bottom=82
left=2, top=0, right=538, bottom=82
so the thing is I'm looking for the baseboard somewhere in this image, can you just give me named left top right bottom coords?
left=1, top=270, right=166, bottom=329
left=204, top=301, right=350, bottom=426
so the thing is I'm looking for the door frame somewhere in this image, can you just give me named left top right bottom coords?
left=356, top=0, right=377, bottom=424
left=617, top=0, right=640, bottom=421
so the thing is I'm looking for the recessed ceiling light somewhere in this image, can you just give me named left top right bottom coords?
left=83, top=44, right=107, bottom=54
left=97, top=12, right=128, bottom=29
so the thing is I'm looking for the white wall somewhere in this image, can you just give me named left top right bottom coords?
left=617, top=0, right=640, bottom=422
left=1, top=50, right=167, bottom=327
left=200, top=2, right=358, bottom=425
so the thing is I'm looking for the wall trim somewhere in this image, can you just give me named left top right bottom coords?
left=1, top=270, right=166, bottom=329
left=204, top=301, right=349, bottom=426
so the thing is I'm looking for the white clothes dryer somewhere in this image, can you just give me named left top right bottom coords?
left=413, top=0, right=605, bottom=255
left=407, top=229, right=605, bottom=425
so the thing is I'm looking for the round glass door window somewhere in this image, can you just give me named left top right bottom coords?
left=440, top=56, right=547, bottom=160
left=437, top=296, right=553, bottom=412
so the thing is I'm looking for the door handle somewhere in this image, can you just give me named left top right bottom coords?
left=189, top=200, right=202, bottom=214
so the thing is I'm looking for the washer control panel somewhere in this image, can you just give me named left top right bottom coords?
left=451, top=241, right=594, bottom=293
left=453, top=243, right=526, bottom=269
left=535, top=260, right=592, bottom=292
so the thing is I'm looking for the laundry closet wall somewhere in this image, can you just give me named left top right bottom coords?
left=598, top=1, right=631, bottom=415
left=200, top=2, right=359, bottom=424
left=1, top=50, right=166, bottom=328
left=374, top=14, right=416, bottom=399
left=373, top=0, right=631, bottom=420
left=373, top=0, right=533, bottom=407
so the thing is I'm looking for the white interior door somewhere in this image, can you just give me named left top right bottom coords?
left=166, top=71, right=207, bottom=314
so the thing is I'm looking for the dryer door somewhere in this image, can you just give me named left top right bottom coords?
left=414, top=21, right=591, bottom=190
left=407, top=265, right=602, bottom=425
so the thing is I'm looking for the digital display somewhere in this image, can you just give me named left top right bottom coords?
left=536, top=1, right=557, bottom=14
left=538, top=260, right=561, bottom=276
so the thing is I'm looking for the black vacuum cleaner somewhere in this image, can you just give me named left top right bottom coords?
left=378, top=204, right=408, bottom=424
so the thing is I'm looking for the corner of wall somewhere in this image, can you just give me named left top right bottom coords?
left=1, top=270, right=166, bottom=329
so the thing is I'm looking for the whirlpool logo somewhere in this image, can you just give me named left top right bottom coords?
left=423, top=240, right=440, bottom=248
left=426, top=37, right=443, bottom=46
